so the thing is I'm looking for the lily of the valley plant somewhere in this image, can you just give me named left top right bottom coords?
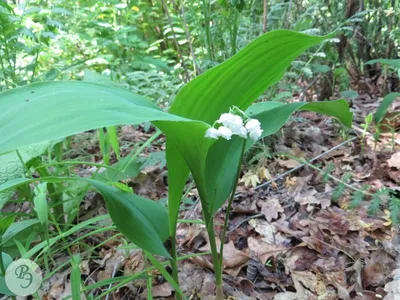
left=0, top=30, right=352, bottom=299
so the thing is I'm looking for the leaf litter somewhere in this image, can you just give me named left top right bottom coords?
left=38, top=93, right=400, bottom=299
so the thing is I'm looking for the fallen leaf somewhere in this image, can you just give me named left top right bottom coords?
left=277, top=158, right=301, bottom=169
left=388, top=152, right=400, bottom=169
left=222, top=240, right=249, bottom=276
left=362, top=262, right=385, bottom=287
left=151, top=282, right=173, bottom=298
left=247, top=236, right=287, bottom=263
left=248, top=219, right=290, bottom=245
left=260, top=198, right=284, bottom=222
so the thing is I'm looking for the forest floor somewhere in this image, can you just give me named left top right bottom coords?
left=38, top=93, right=400, bottom=300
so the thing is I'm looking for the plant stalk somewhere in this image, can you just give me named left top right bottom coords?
left=0, top=246, right=5, bottom=276
left=216, top=140, right=246, bottom=299
left=169, top=235, right=181, bottom=300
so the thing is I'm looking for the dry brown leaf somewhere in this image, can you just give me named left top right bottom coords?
left=388, top=152, right=400, bottom=169
left=260, top=198, right=284, bottom=222
left=222, top=241, right=249, bottom=276
left=151, top=282, right=173, bottom=298
left=362, top=262, right=385, bottom=287
left=292, top=270, right=327, bottom=297
left=247, top=236, right=287, bottom=263
left=277, top=158, right=301, bottom=169
left=248, top=219, right=290, bottom=245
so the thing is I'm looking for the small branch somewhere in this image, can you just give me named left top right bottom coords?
left=299, top=74, right=321, bottom=102
left=236, top=136, right=357, bottom=196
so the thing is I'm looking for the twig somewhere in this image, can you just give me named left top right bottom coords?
left=105, top=261, right=120, bottom=300
left=238, top=136, right=357, bottom=196
left=227, top=213, right=263, bottom=233
left=299, top=74, right=321, bottom=102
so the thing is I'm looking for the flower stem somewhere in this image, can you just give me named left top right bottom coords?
left=217, top=139, right=247, bottom=298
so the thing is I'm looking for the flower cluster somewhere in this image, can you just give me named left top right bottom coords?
left=205, top=112, right=263, bottom=141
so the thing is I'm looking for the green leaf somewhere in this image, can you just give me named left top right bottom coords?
left=84, top=179, right=171, bottom=257
left=0, top=252, right=14, bottom=295
left=0, top=81, right=198, bottom=155
left=106, top=126, right=120, bottom=159
left=160, top=30, right=331, bottom=229
left=0, top=142, right=50, bottom=209
left=0, top=215, right=15, bottom=239
left=0, top=177, right=171, bottom=257
left=33, top=183, right=49, bottom=226
left=145, top=252, right=187, bottom=300
left=374, top=92, right=400, bottom=124
left=1, top=219, right=40, bottom=246
left=365, top=59, right=400, bottom=69
left=71, top=255, right=82, bottom=300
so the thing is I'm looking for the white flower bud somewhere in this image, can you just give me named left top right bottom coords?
left=205, top=127, right=220, bottom=139
left=217, top=126, right=233, bottom=140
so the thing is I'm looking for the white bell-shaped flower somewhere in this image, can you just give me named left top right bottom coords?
left=245, top=119, right=261, bottom=131
left=217, top=113, right=243, bottom=133
left=249, top=127, right=263, bottom=141
left=205, top=127, right=220, bottom=139
left=217, top=126, right=233, bottom=140
left=237, top=126, right=248, bottom=138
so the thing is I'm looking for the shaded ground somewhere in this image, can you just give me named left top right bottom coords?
left=36, top=94, right=400, bottom=299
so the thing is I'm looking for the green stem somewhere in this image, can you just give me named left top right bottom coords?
left=202, top=0, right=214, bottom=61
left=195, top=182, right=223, bottom=292
left=35, top=166, right=65, bottom=223
left=0, top=246, right=5, bottom=276
left=230, top=9, right=239, bottom=56
left=216, top=140, right=246, bottom=299
left=169, top=236, right=181, bottom=300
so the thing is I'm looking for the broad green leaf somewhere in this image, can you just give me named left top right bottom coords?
left=0, top=177, right=170, bottom=257
left=206, top=99, right=353, bottom=214
left=161, top=30, right=333, bottom=226
left=77, top=179, right=171, bottom=257
left=0, top=81, right=201, bottom=155
left=374, top=93, right=400, bottom=124
left=1, top=219, right=40, bottom=246
left=365, top=59, right=400, bottom=69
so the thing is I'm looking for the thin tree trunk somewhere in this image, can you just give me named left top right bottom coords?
left=262, top=0, right=268, bottom=33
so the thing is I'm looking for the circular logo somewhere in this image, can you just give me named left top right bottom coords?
left=5, top=259, right=42, bottom=296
